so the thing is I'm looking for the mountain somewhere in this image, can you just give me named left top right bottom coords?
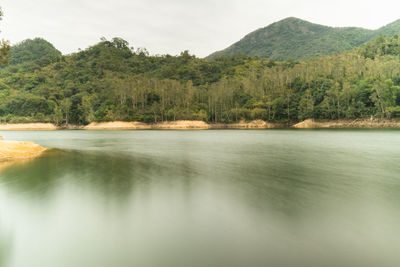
left=9, top=38, right=62, bottom=65
left=375, top=19, right=400, bottom=36
left=207, top=17, right=400, bottom=61
left=1, top=35, right=400, bottom=124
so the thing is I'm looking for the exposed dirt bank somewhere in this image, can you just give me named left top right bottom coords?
left=152, top=120, right=211, bottom=129
left=0, top=123, right=58, bottom=130
left=83, top=120, right=283, bottom=130
left=0, top=138, right=47, bottom=160
left=2, top=119, right=400, bottom=130
left=83, top=121, right=152, bottom=130
left=0, top=121, right=277, bottom=130
left=213, top=120, right=282, bottom=129
left=83, top=121, right=211, bottom=130
left=293, top=119, right=400, bottom=128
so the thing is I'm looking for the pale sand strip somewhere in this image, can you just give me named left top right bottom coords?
left=0, top=123, right=58, bottom=130
left=293, top=119, right=400, bottom=129
left=1, top=119, right=400, bottom=130
left=83, top=120, right=279, bottom=130
left=83, top=121, right=151, bottom=130
left=0, top=138, right=47, bottom=161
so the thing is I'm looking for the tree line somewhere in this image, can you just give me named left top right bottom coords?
left=1, top=36, right=400, bottom=124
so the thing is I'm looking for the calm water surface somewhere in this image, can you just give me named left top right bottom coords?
left=0, top=130, right=400, bottom=267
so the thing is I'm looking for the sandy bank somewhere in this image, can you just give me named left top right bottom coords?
left=213, top=120, right=281, bottom=129
left=0, top=123, right=58, bottom=130
left=84, top=120, right=282, bottom=130
left=293, top=119, right=320, bottom=128
left=0, top=121, right=277, bottom=130
left=84, top=121, right=211, bottom=130
left=83, top=121, right=152, bottom=130
left=84, top=120, right=212, bottom=130
left=152, top=120, right=211, bottom=129
left=293, top=119, right=400, bottom=128
left=3, top=119, right=400, bottom=130
left=0, top=138, right=47, bottom=160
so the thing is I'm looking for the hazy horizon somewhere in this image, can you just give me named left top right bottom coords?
left=2, top=0, right=400, bottom=57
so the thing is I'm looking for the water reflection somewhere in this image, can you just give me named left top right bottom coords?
left=0, top=222, right=11, bottom=267
left=0, top=130, right=400, bottom=267
left=0, top=149, right=198, bottom=202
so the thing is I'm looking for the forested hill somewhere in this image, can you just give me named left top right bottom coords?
left=1, top=36, right=400, bottom=125
left=207, top=17, right=400, bottom=60
left=9, top=38, right=62, bottom=66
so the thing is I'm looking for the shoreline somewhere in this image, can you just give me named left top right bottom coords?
left=0, top=119, right=399, bottom=130
left=292, top=119, right=400, bottom=129
left=0, top=120, right=286, bottom=130
left=0, top=138, right=47, bottom=161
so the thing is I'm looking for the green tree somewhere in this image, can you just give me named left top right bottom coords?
left=0, top=8, right=10, bottom=65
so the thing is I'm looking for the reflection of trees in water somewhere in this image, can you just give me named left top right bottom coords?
left=0, top=146, right=330, bottom=220
left=212, top=148, right=335, bottom=222
left=0, top=148, right=197, bottom=202
left=224, top=145, right=400, bottom=226
left=4, top=145, right=400, bottom=221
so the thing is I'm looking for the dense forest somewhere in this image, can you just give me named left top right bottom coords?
left=208, top=17, right=400, bottom=61
left=1, top=35, right=400, bottom=125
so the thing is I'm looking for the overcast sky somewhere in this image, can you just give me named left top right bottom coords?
left=1, top=0, right=400, bottom=57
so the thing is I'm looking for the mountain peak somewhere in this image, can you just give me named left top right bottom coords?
left=207, top=18, right=400, bottom=61
left=10, top=38, right=62, bottom=65
left=277, top=17, right=308, bottom=23
left=268, top=17, right=320, bottom=29
left=382, top=18, right=400, bottom=27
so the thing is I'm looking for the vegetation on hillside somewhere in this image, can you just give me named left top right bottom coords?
left=1, top=35, right=400, bottom=125
left=0, top=8, right=10, bottom=65
left=208, top=17, right=400, bottom=61
left=9, top=38, right=61, bottom=66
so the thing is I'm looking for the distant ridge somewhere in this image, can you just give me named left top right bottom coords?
left=9, top=38, right=62, bottom=65
left=207, top=17, right=400, bottom=60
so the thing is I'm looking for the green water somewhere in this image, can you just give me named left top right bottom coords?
left=0, top=130, right=400, bottom=267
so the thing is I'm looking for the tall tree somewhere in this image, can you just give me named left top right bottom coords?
left=0, top=8, right=9, bottom=65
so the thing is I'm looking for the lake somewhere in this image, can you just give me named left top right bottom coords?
left=0, top=130, right=399, bottom=267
